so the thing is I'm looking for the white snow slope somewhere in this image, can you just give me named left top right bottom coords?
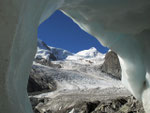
left=35, top=39, right=128, bottom=91
left=36, top=40, right=73, bottom=60
left=31, top=40, right=129, bottom=112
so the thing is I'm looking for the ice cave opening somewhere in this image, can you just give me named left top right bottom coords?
left=31, top=8, right=150, bottom=113
left=28, top=10, right=129, bottom=113
left=1, top=1, right=150, bottom=113
left=29, top=9, right=110, bottom=94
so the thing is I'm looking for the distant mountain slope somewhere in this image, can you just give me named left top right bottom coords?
left=28, top=39, right=132, bottom=113
left=76, top=47, right=104, bottom=59
left=36, top=39, right=105, bottom=64
left=36, top=40, right=73, bottom=61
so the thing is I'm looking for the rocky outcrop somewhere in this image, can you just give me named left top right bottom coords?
left=29, top=97, right=50, bottom=113
left=68, top=96, right=144, bottom=113
left=91, top=96, right=144, bottom=113
left=27, top=65, right=57, bottom=95
left=34, top=58, right=61, bottom=68
left=34, top=58, right=52, bottom=67
left=30, top=96, right=144, bottom=113
left=101, top=51, right=121, bottom=80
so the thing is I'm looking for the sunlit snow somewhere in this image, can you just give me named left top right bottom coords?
left=33, top=40, right=128, bottom=100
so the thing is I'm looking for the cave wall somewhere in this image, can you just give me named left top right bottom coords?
left=60, top=1, right=150, bottom=112
left=0, top=0, right=61, bottom=112
left=0, top=0, right=150, bottom=113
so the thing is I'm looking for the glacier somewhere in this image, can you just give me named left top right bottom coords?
left=0, top=0, right=150, bottom=113
left=30, top=40, right=129, bottom=112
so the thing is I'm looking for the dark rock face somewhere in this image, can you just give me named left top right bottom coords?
left=27, top=65, right=57, bottom=94
left=63, top=96, right=144, bottom=113
left=28, top=51, right=60, bottom=95
left=91, top=96, right=144, bottom=113
left=30, top=97, right=51, bottom=113
left=38, top=40, right=51, bottom=51
left=30, top=96, right=144, bottom=113
left=49, top=53, right=57, bottom=61
left=101, top=51, right=122, bottom=80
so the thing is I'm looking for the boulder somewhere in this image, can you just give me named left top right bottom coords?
left=101, top=51, right=121, bottom=80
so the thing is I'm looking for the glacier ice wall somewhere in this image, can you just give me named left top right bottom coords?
left=0, top=0, right=62, bottom=112
left=0, top=0, right=150, bottom=113
left=60, top=1, right=150, bottom=112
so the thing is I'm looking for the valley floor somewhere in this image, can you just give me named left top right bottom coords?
left=29, top=62, right=131, bottom=113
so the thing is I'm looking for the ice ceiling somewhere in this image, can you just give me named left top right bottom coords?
left=0, top=0, right=150, bottom=113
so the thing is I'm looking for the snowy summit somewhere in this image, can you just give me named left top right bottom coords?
left=36, top=39, right=105, bottom=64
left=36, top=39, right=73, bottom=60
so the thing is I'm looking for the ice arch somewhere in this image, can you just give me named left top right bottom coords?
left=0, top=0, right=150, bottom=113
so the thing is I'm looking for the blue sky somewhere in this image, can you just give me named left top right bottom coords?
left=38, top=10, right=108, bottom=54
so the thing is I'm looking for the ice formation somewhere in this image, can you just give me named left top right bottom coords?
left=0, top=0, right=150, bottom=113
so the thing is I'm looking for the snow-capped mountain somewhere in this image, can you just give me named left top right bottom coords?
left=36, top=39, right=105, bottom=64
left=36, top=40, right=73, bottom=61
left=76, top=47, right=104, bottom=58
left=29, top=39, right=129, bottom=113
left=33, top=40, right=123, bottom=91
left=66, top=47, right=105, bottom=64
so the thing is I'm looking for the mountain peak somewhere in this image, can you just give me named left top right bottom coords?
left=36, top=40, right=105, bottom=63
left=75, top=47, right=103, bottom=59
left=36, top=39, right=73, bottom=60
left=89, top=47, right=97, bottom=50
left=37, top=39, right=51, bottom=50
